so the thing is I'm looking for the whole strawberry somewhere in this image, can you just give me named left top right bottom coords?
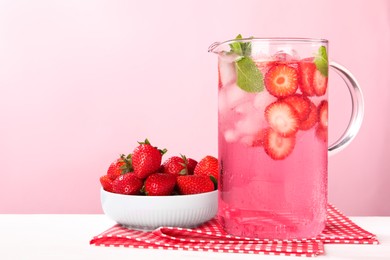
left=187, top=158, right=198, bottom=174
left=100, top=175, right=114, bottom=192
left=177, top=175, right=215, bottom=195
left=107, top=158, right=125, bottom=180
left=144, top=173, right=177, bottom=196
left=194, top=155, right=219, bottom=181
left=132, top=139, right=167, bottom=179
left=162, top=155, right=190, bottom=176
left=107, top=154, right=133, bottom=180
left=112, top=173, right=143, bottom=195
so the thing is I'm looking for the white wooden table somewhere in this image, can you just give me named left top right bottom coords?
left=0, top=215, right=389, bottom=259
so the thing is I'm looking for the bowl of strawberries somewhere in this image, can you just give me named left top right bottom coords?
left=99, top=139, right=219, bottom=230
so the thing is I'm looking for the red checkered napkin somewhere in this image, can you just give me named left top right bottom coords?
left=90, top=204, right=378, bottom=257
left=318, top=204, right=378, bottom=244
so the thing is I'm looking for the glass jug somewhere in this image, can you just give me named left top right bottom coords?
left=209, top=37, right=364, bottom=239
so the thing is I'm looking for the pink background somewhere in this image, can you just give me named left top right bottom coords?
left=1, top=0, right=389, bottom=215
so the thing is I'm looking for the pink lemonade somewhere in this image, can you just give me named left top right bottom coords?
left=217, top=48, right=329, bottom=239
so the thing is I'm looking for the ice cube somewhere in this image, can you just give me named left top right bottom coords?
left=218, top=89, right=229, bottom=114
left=289, top=49, right=300, bottom=60
left=235, top=112, right=262, bottom=136
left=224, top=129, right=239, bottom=143
left=254, top=60, right=275, bottom=74
left=234, top=101, right=254, bottom=115
left=273, top=49, right=300, bottom=62
left=253, top=91, right=276, bottom=110
left=240, top=135, right=255, bottom=146
left=218, top=51, right=240, bottom=62
left=225, top=84, right=251, bottom=109
left=218, top=57, right=237, bottom=86
left=252, top=52, right=272, bottom=63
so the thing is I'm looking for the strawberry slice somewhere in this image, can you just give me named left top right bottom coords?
left=265, top=64, right=298, bottom=97
left=265, top=100, right=300, bottom=137
left=316, top=125, right=328, bottom=142
left=318, top=100, right=328, bottom=128
left=299, top=100, right=318, bottom=130
left=313, top=70, right=328, bottom=96
left=316, top=100, right=328, bottom=142
left=251, top=128, right=267, bottom=147
left=218, top=66, right=222, bottom=89
left=263, top=128, right=296, bottom=160
left=283, top=94, right=311, bottom=121
left=298, top=58, right=316, bottom=96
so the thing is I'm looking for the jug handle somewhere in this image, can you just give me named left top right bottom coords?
left=328, top=62, right=364, bottom=156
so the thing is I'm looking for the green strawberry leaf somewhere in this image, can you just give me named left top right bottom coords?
left=236, top=57, right=264, bottom=93
left=138, top=138, right=150, bottom=145
left=179, top=168, right=188, bottom=175
left=314, top=46, right=328, bottom=77
left=209, top=175, right=218, bottom=190
left=120, top=153, right=133, bottom=174
left=159, top=148, right=168, bottom=155
left=179, top=154, right=188, bottom=164
left=140, top=185, right=146, bottom=195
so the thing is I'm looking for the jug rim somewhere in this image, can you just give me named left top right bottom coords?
left=208, top=37, right=328, bottom=53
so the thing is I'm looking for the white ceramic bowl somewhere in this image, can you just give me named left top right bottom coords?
left=101, top=188, right=218, bottom=230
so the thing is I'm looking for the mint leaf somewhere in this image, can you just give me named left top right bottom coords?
left=229, top=34, right=253, bottom=56
left=314, top=46, right=328, bottom=77
left=229, top=34, right=243, bottom=55
left=228, top=34, right=264, bottom=93
left=241, top=41, right=252, bottom=56
left=236, top=57, right=264, bottom=93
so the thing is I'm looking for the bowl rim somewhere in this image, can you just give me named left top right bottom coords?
left=101, top=187, right=217, bottom=200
